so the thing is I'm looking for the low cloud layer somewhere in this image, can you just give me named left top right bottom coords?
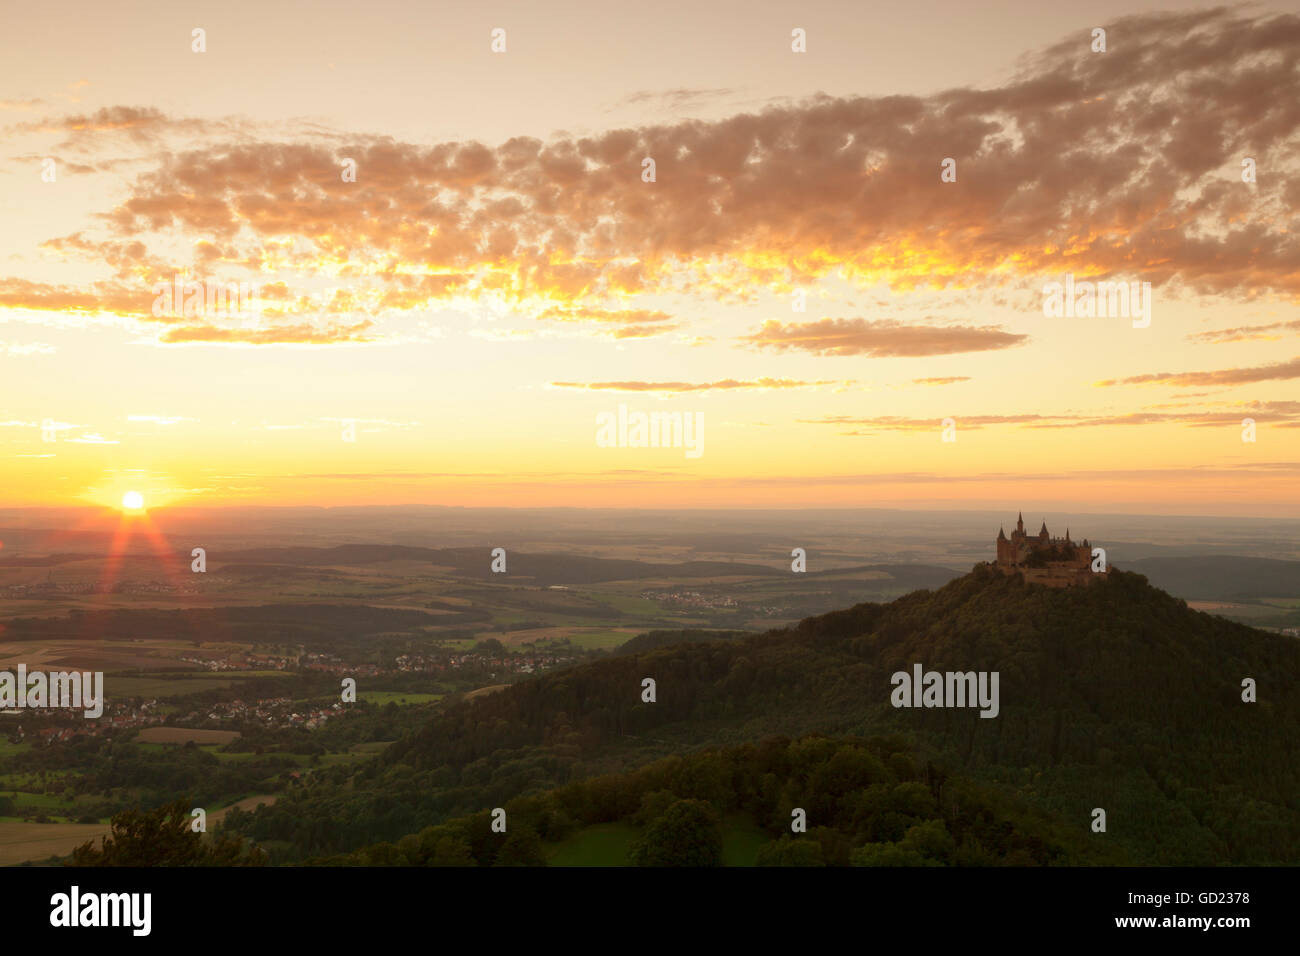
left=1098, top=356, right=1300, bottom=388
left=740, top=318, right=1027, bottom=357
left=551, top=378, right=846, bottom=393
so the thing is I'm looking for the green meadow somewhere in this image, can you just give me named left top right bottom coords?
left=546, top=816, right=769, bottom=867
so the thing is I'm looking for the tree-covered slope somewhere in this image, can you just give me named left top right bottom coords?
left=228, top=567, right=1300, bottom=863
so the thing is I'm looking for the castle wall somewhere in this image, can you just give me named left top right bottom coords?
left=992, top=517, right=1105, bottom=587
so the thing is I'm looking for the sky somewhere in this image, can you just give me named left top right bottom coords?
left=1, top=0, right=1298, bottom=515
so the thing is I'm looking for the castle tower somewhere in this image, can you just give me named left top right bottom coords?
left=994, top=513, right=1102, bottom=586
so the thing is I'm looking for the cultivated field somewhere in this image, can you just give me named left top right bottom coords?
left=0, top=794, right=277, bottom=865
left=0, top=637, right=205, bottom=670
left=362, top=691, right=442, bottom=706
left=0, top=821, right=110, bottom=866
left=479, top=626, right=644, bottom=649
left=211, top=794, right=277, bottom=824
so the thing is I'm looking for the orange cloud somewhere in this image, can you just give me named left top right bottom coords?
left=551, top=378, right=845, bottom=393
left=740, top=318, right=1026, bottom=357
left=0, top=278, right=151, bottom=317
left=1188, top=320, right=1300, bottom=344
left=1097, top=357, right=1300, bottom=388
left=535, top=306, right=678, bottom=338
left=536, top=306, right=672, bottom=325
left=804, top=400, right=1300, bottom=432
left=159, top=321, right=374, bottom=345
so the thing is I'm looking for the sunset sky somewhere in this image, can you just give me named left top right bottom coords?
left=2, top=1, right=1297, bottom=515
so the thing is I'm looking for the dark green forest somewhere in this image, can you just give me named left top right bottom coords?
left=218, top=567, right=1300, bottom=865
left=303, top=736, right=1120, bottom=867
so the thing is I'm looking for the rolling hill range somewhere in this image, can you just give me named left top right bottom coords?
left=1122, top=555, right=1300, bottom=602
left=202, top=545, right=792, bottom=585
left=0, top=543, right=961, bottom=590
left=225, top=565, right=1300, bottom=864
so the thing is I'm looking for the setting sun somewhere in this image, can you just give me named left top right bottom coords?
left=121, top=491, right=145, bottom=512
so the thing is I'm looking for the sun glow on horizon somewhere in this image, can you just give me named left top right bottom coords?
left=121, top=490, right=145, bottom=512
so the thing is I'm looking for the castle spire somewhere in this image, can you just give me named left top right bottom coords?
left=998, top=526, right=1007, bottom=541
left=1017, top=511, right=1024, bottom=533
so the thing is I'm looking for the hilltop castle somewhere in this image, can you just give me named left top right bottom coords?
left=991, top=513, right=1104, bottom=588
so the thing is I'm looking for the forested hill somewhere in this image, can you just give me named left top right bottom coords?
left=388, top=565, right=1296, bottom=768
left=235, top=566, right=1300, bottom=863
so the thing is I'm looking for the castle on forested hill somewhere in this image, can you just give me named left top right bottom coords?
left=991, top=512, right=1104, bottom=588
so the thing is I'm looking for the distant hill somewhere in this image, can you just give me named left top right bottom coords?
left=0, top=603, right=466, bottom=646
left=832, top=564, right=962, bottom=590
left=200, top=544, right=783, bottom=585
left=231, top=566, right=1300, bottom=864
left=0, top=542, right=962, bottom=597
left=1122, top=555, right=1300, bottom=601
left=194, top=544, right=962, bottom=590
left=613, top=629, right=749, bottom=655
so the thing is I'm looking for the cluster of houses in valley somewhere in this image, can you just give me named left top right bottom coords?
left=177, top=650, right=381, bottom=676
left=5, top=694, right=350, bottom=747
left=641, top=587, right=794, bottom=618
left=5, top=699, right=165, bottom=744
left=179, top=655, right=245, bottom=671
left=176, top=647, right=580, bottom=679
left=643, top=589, right=739, bottom=609
left=190, top=697, right=344, bottom=731
left=175, top=636, right=588, bottom=680
left=396, top=651, right=578, bottom=675
left=2, top=578, right=203, bottom=596
left=298, top=653, right=384, bottom=677
left=2, top=639, right=590, bottom=749
left=393, top=653, right=441, bottom=671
